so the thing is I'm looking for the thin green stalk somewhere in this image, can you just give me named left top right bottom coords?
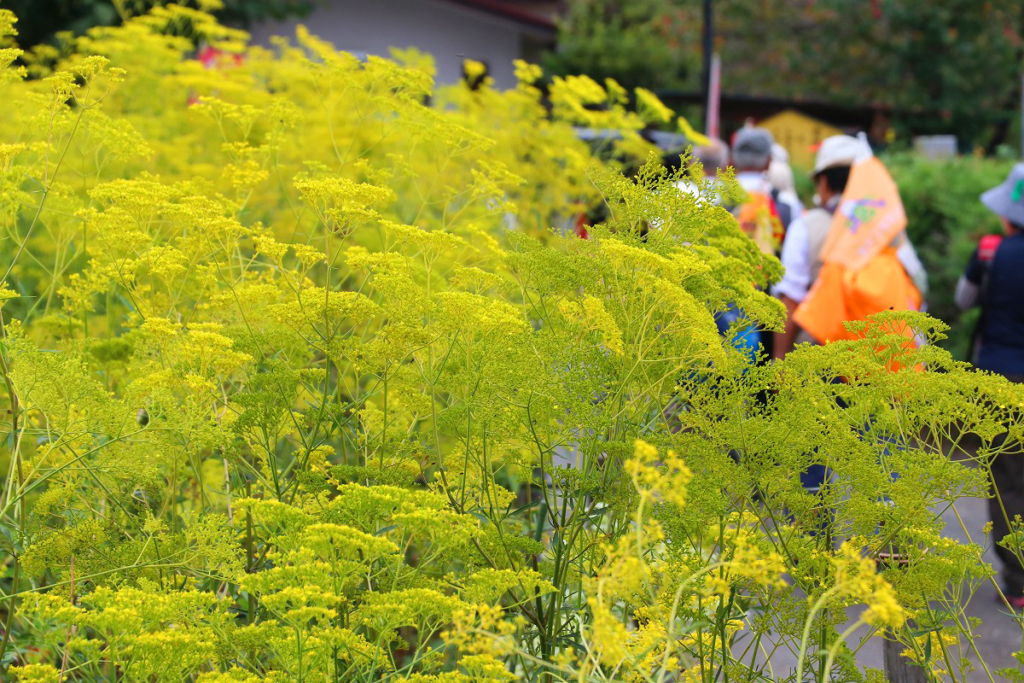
left=795, top=587, right=840, bottom=683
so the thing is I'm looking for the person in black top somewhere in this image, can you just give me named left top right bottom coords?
left=956, top=162, right=1024, bottom=608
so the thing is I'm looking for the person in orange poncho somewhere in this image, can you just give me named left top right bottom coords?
left=772, top=135, right=928, bottom=359
left=770, top=136, right=929, bottom=509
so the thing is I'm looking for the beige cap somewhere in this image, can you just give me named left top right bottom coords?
left=733, top=127, right=774, bottom=169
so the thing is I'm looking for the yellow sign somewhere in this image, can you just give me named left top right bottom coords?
left=759, top=109, right=843, bottom=169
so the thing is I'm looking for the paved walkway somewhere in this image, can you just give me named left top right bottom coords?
left=555, top=444, right=1024, bottom=679
left=749, top=492, right=1023, bottom=681
left=926, top=492, right=1021, bottom=681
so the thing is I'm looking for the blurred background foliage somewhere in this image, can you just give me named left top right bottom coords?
left=550, top=0, right=1024, bottom=151
left=542, top=0, right=689, bottom=92
left=16, top=0, right=1024, bottom=152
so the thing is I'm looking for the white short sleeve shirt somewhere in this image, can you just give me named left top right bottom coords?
left=773, top=216, right=812, bottom=302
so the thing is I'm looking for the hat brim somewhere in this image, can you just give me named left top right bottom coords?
left=982, top=183, right=1024, bottom=226
left=810, top=162, right=849, bottom=178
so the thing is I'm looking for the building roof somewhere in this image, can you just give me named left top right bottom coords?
left=656, top=90, right=884, bottom=128
left=444, top=0, right=557, bottom=33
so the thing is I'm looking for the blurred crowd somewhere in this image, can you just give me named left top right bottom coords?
left=689, top=124, right=1024, bottom=609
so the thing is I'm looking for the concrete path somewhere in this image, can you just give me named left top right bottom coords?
left=749, top=493, right=1024, bottom=681
left=552, top=444, right=1024, bottom=679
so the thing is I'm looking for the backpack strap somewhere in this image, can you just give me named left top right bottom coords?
left=968, top=234, right=1004, bottom=363
left=804, top=208, right=834, bottom=285
left=979, top=234, right=1004, bottom=263
left=771, top=188, right=793, bottom=231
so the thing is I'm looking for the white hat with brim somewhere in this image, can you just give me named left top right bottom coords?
left=813, top=134, right=872, bottom=174
left=981, top=163, right=1024, bottom=227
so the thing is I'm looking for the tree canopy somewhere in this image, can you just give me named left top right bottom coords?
left=550, top=0, right=1024, bottom=148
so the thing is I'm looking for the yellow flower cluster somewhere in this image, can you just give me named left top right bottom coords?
left=627, top=439, right=692, bottom=507
left=1, top=4, right=1016, bottom=683
left=901, top=629, right=960, bottom=678
left=831, top=542, right=906, bottom=628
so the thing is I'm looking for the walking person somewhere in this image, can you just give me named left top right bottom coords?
left=772, top=134, right=927, bottom=359
left=772, top=135, right=927, bottom=507
left=730, top=126, right=801, bottom=255
left=727, top=127, right=802, bottom=360
left=771, top=135, right=861, bottom=359
left=955, top=163, right=1024, bottom=608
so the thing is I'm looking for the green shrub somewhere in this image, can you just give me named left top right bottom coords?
left=1, top=6, right=1023, bottom=683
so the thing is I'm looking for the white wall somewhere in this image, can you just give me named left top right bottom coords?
left=248, top=0, right=541, bottom=90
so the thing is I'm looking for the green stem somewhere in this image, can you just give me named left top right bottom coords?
left=795, top=587, right=840, bottom=683
left=820, top=618, right=864, bottom=683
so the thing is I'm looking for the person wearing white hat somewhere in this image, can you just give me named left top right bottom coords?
left=772, top=134, right=927, bottom=358
left=955, top=163, right=1024, bottom=609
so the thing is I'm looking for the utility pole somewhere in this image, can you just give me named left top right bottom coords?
left=702, top=0, right=714, bottom=133
left=706, top=53, right=721, bottom=139
left=883, top=631, right=927, bottom=683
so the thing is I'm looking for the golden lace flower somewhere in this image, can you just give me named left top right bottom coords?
left=626, top=439, right=692, bottom=507
left=831, top=542, right=906, bottom=628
